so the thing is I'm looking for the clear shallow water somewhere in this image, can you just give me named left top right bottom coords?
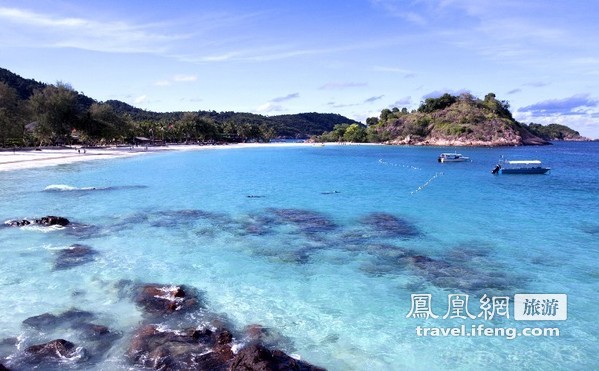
left=0, top=142, right=597, bottom=370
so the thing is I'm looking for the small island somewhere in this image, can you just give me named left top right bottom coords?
left=312, top=92, right=588, bottom=146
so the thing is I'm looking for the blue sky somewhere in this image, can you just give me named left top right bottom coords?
left=1, top=0, right=598, bottom=138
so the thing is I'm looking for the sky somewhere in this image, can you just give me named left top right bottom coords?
left=1, top=0, right=598, bottom=138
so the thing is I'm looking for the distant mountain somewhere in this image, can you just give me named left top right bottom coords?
left=0, top=67, right=46, bottom=100
left=524, top=123, right=588, bottom=141
left=0, top=67, right=359, bottom=139
left=103, top=100, right=360, bottom=138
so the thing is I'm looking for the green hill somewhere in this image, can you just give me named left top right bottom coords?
left=0, top=67, right=359, bottom=146
left=315, top=93, right=561, bottom=146
left=524, top=123, right=587, bottom=141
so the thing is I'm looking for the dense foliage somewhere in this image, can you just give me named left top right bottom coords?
left=0, top=67, right=358, bottom=147
left=524, top=123, right=584, bottom=140
left=312, top=92, right=579, bottom=145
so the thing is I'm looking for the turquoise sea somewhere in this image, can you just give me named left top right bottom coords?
left=0, top=142, right=597, bottom=370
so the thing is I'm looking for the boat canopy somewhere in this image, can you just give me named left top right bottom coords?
left=506, top=160, right=541, bottom=165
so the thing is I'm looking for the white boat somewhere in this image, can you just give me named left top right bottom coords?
left=491, top=159, right=550, bottom=174
left=438, top=152, right=470, bottom=163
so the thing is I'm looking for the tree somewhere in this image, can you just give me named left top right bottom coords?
left=84, top=102, right=127, bottom=143
left=28, top=82, right=80, bottom=145
left=194, top=116, right=218, bottom=142
left=259, top=123, right=276, bottom=142
left=366, top=117, right=379, bottom=126
left=380, top=108, right=392, bottom=122
left=343, top=123, right=367, bottom=142
left=0, top=82, right=24, bottom=146
left=418, top=93, right=457, bottom=113
left=483, top=92, right=512, bottom=119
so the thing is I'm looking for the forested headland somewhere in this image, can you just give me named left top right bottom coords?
left=312, top=93, right=588, bottom=146
left=0, top=67, right=359, bottom=147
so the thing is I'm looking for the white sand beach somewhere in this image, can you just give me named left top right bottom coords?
left=0, top=142, right=377, bottom=172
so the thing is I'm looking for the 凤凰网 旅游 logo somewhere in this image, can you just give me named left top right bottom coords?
left=405, top=293, right=567, bottom=321
left=514, top=294, right=567, bottom=321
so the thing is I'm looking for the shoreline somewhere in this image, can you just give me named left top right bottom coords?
left=1, top=140, right=594, bottom=172
left=0, top=142, right=379, bottom=172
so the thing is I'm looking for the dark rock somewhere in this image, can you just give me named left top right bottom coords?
left=60, top=308, right=95, bottom=323
left=23, top=308, right=95, bottom=331
left=269, top=208, right=337, bottom=235
left=408, top=254, right=513, bottom=292
left=6, top=219, right=31, bottom=227
left=0, top=338, right=18, bottom=363
left=241, top=212, right=280, bottom=236
left=77, top=323, right=122, bottom=359
left=53, top=244, right=98, bottom=270
left=37, top=216, right=70, bottom=226
left=78, top=323, right=110, bottom=339
left=22, top=313, right=58, bottom=330
left=134, top=284, right=201, bottom=315
left=152, top=209, right=234, bottom=229
left=362, top=213, right=418, bottom=237
left=127, top=324, right=234, bottom=370
left=5, top=216, right=70, bottom=228
left=230, top=343, right=325, bottom=371
left=64, top=223, right=102, bottom=238
left=0, top=363, right=9, bottom=371
left=25, top=339, right=81, bottom=360
left=243, top=325, right=290, bottom=349
left=360, top=212, right=420, bottom=238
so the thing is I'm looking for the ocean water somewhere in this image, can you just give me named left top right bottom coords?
left=0, top=142, right=597, bottom=370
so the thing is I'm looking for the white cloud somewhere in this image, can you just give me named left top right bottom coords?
left=271, top=93, right=299, bottom=103
left=319, top=82, right=367, bottom=90
left=0, top=6, right=187, bottom=54
left=133, top=95, right=147, bottom=105
left=390, top=97, right=412, bottom=108
left=154, top=80, right=171, bottom=87
left=256, top=102, right=285, bottom=113
left=173, top=75, right=198, bottom=82
left=154, top=75, right=198, bottom=86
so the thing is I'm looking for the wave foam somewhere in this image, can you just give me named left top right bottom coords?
left=44, top=184, right=99, bottom=192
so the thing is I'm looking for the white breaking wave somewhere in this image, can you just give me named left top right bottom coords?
left=44, top=184, right=99, bottom=192
left=21, top=224, right=65, bottom=233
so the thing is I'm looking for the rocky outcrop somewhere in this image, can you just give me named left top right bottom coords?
left=5, top=215, right=70, bottom=227
left=134, top=284, right=201, bottom=315
left=23, top=308, right=95, bottom=331
left=53, top=244, right=98, bottom=270
left=361, top=93, right=556, bottom=146
left=126, top=324, right=325, bottom=371
left=24, top=339, right=83, bottom=361
left=230, top=343, right=325, bottom=371
left=126, top=325, right=235, bottom=370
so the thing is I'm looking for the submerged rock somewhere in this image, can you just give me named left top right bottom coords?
left=53, top=244, right=98, bottom=270
left=243, top=324, right=292, bottom=349
left=127, top=324, right=233, bottom=370
left=230, top=343, right=325, bottom=371
left=23, top=308, right=95, bottom=332
left=408, top=254, right=513, bottom=292
left=134, top=284, right=201, bottom=315
left=268, top=208, right=337, bottom=235
left=127, top=324, right=324, bottom=371
left=24, top=339, right=84, bottom=361
left=360, top=212, right=420, bottom=238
